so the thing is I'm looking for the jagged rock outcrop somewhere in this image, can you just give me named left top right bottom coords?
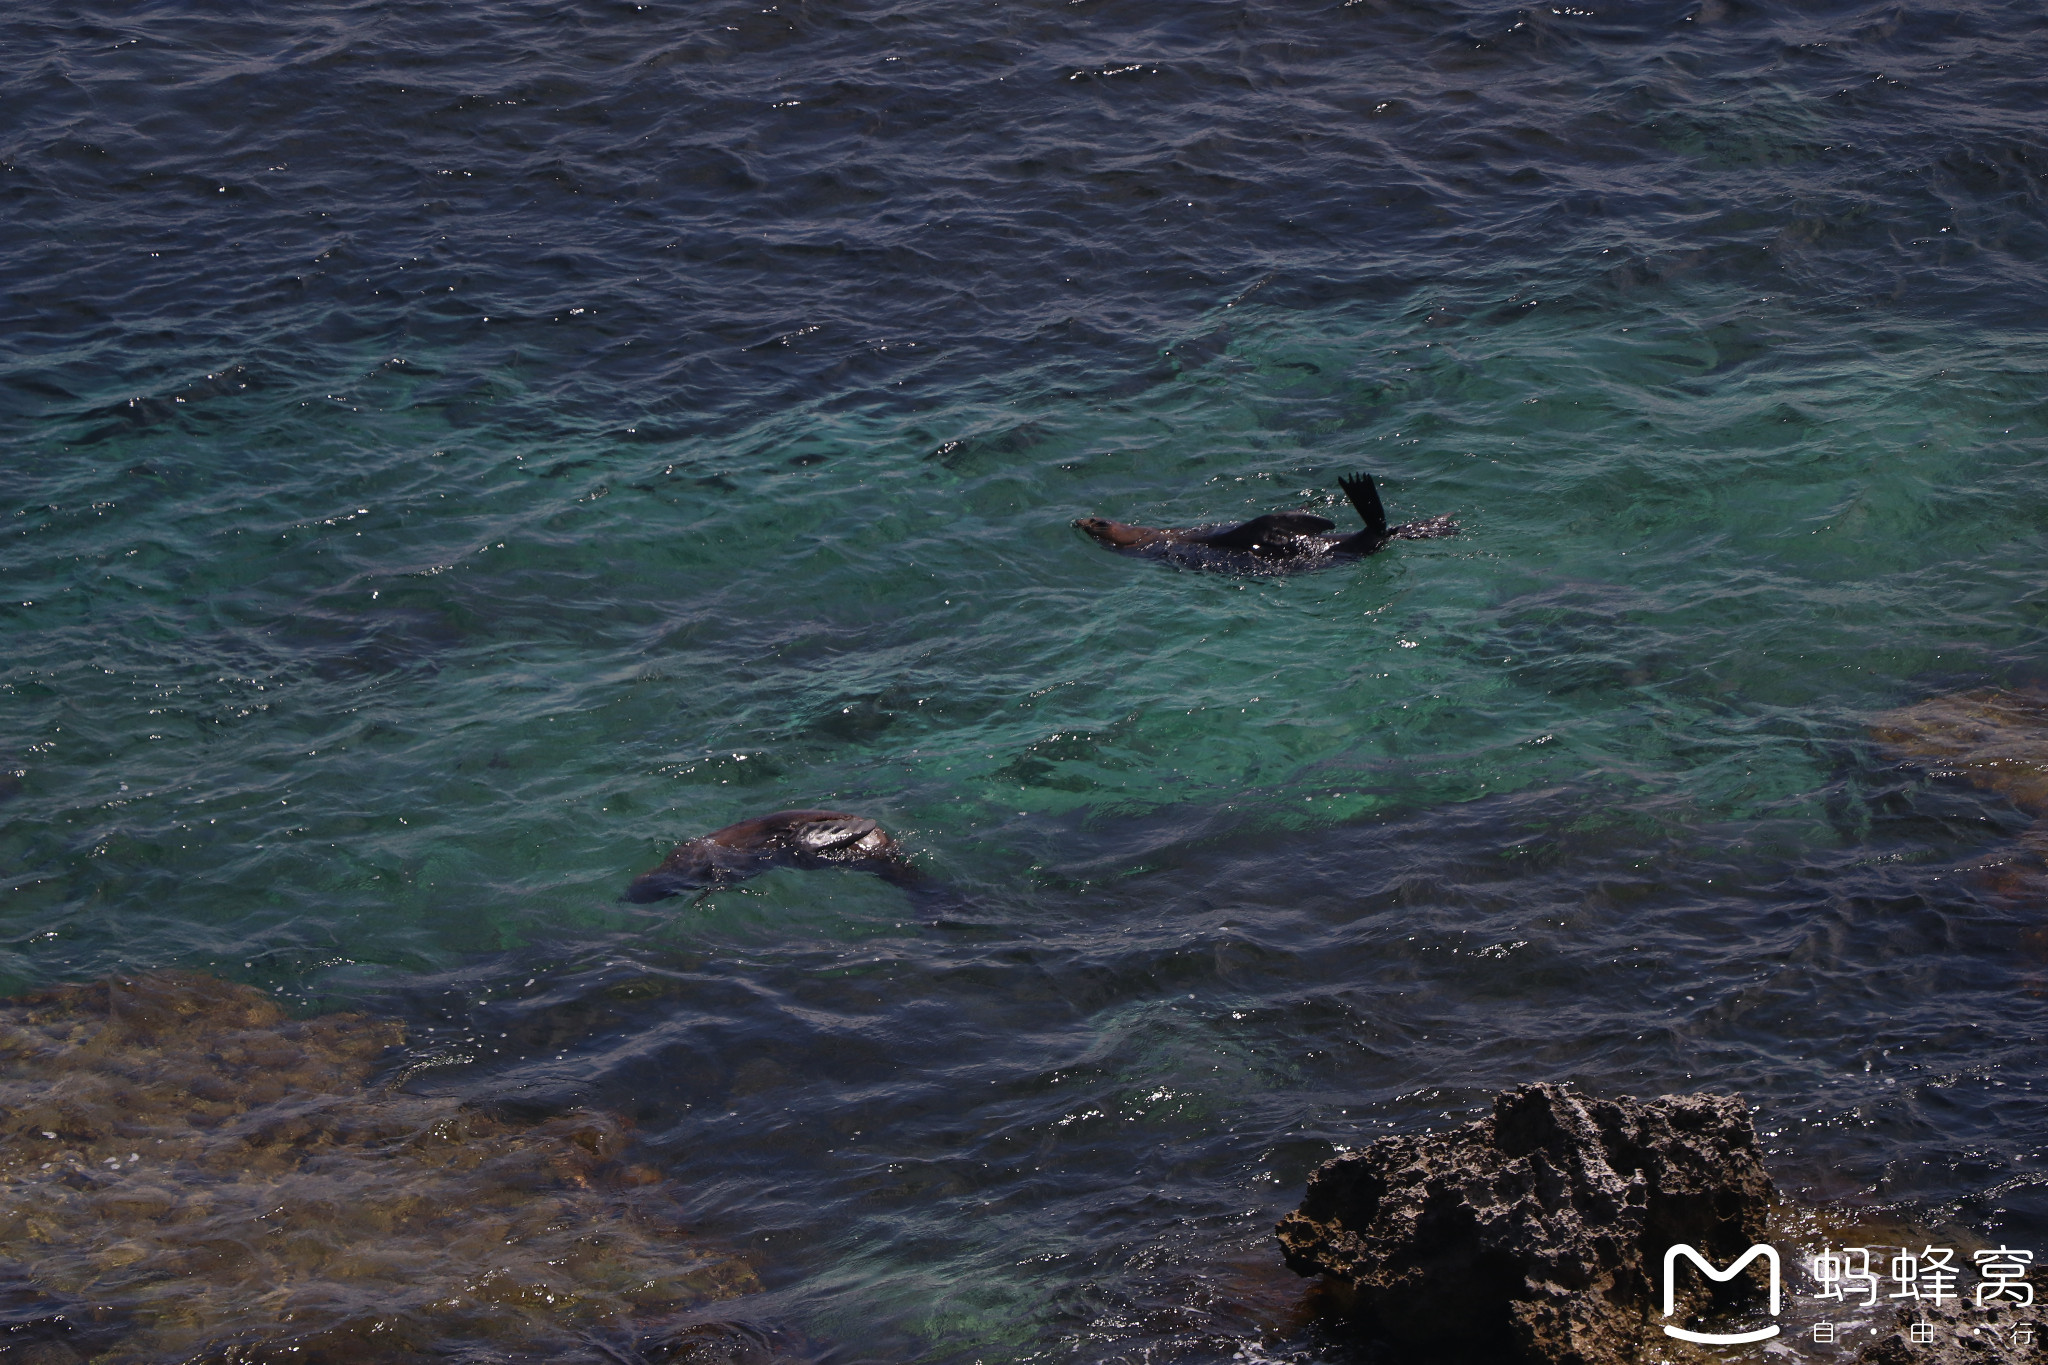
left=1276, top=1083, right=1773, bottom=1365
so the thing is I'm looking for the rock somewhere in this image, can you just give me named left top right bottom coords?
left=1275, top=1082, right=1773, bottom=1365
left=0, top=971, right=761, bottom=1363
left=1871, top=688, right=2048, bottom=873
left=1870, top=687, right=2048, bottom=819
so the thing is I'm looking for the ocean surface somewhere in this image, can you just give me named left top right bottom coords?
left=5, top=0, right=2048, bottom=1358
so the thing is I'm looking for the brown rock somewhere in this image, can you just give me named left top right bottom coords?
left=1275, top=1082, right=1773, bottom=1364
left=1870, top=687, right=2048, bottom=818
left=1871, top=688, right=2048, bottom=874
left=0, top=970, right=762, bottom=1362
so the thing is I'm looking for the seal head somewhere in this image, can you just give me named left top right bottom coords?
left=1074, top=517, right=1164, bottom=550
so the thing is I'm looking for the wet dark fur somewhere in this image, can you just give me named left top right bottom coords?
left=1074, top=472, right=1457, bottom=575
left=624, top=809, right=918, bottom=902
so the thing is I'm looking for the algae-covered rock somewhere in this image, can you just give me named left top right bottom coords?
left=0, top=971, right=759, bottom=1363
left=1275, top=1083, right=1773, bottom=1365
left=1871, top=687, right=2048, bottom=831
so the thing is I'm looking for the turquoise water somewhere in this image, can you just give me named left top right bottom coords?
left=6, top=0, right=2048, bottom=1358
left=14, top=294, right=2045, bottom=975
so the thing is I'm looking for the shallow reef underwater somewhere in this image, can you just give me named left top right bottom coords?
left=0, top=972, right=766, bottom=1365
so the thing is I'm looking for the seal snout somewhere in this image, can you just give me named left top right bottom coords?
left=1074, top=517, right=1155, bottom=549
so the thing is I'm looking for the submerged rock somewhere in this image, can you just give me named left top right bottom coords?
left=1275, top=1083, right=1773, bottom=1365
left=0, top=971, right=760, bottom=1364
left=1871, top=687, right=2048, bottom=836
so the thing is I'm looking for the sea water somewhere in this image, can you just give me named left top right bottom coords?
left=4, top=0, right=2048, bottom=1358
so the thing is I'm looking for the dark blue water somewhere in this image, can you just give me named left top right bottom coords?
left=6, top=0, right=2048, bottom=1358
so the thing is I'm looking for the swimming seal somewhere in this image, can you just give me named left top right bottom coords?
left=1075, top=472, right=1457, bottom=575
left=624, top=809, right=917, bottom=903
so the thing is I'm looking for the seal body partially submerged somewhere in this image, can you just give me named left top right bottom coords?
left=625, top=809, right=917, bottom=903
left=1076, top=472, right=1456, bottom=575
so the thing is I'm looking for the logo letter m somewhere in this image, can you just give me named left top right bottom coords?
left=1661, top=1244, right=1782, bottom=1344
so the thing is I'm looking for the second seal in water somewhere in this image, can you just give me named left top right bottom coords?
left=624, top=809, right=917, bottom=902
left=1075, top=472, right=1457, bottom=575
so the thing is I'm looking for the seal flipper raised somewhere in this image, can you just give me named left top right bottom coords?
left=1338, top=473, right=1387, bottom=539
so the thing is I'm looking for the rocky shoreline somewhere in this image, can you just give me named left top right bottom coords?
left=1276, top=1082, right=2035, bottom=1365
left=0, top=968, right=2031, bottom=1365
